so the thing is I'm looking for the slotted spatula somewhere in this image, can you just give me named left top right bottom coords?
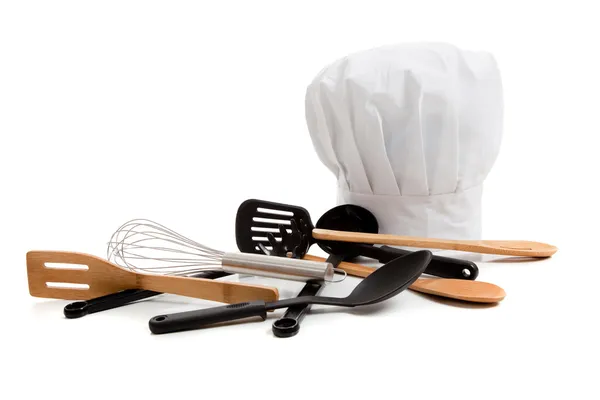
left=235, top=199, right=558, bottom=258
left=26, top=250, right=279, bottom=304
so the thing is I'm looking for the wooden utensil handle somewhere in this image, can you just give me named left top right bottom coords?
left=311, top=228, right=557, bottom=257
left=138, top=274, right=279, bottom=304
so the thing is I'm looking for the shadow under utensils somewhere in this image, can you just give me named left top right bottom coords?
left=409, top=291, right=501, bottom=309
left=487, top=256, right=554, bottom=263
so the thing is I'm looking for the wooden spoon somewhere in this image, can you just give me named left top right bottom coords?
left=313, top=229, right=557, bottom=258
left=303, top=254, right=505, bottom=303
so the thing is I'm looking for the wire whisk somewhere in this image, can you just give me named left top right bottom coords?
left=106, top=219, right=346, bottom=283
left=107, top=219, right=226, bottom=276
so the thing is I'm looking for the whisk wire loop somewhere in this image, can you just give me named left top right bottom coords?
left=107, top=219, right=225, bottom=276
left=106, top=218, right=345, bottom=283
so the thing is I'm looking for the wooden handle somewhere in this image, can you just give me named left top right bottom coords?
left=137, top=274, right=279, bottom=304
left=311, top=228, right=558, bottom=257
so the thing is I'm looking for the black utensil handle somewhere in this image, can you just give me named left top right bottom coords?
left=376, top=246, right=479, bottom=280
left=425, top=253, right=479, bottom=280
left=272, top=281, right=322, bottom=338
left=64, top=289, right=161, bottom=319
left=64, top=270, right=230, bottom=319
left=272, top=253, right=344, bottom=338
left=149, top=300, right=268, bottom=334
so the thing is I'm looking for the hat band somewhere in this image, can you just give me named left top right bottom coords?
left=336, top=184, right=483, bottom=241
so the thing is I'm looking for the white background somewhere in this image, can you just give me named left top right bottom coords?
left=1, top=1, right=598, bottom=399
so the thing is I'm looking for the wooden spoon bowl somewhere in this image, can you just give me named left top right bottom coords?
left=303, top=254, right=505, bottom=303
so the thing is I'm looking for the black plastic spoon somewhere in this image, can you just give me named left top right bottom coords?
left=148, top=250, right=433, bottom=335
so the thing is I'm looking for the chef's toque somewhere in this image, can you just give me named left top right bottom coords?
left=305, top=42, right=503, bottom=240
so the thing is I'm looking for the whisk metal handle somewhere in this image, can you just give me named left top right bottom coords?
left=221, top=252, right=334, bottom=282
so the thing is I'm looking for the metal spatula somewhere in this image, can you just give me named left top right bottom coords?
left=26, top=250, right=279, bottom=304
left=235, top=199, right=558, bottom=258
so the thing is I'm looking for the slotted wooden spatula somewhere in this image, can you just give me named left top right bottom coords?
left=26, top=251, right=279, bottom=304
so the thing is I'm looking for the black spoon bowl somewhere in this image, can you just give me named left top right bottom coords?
left=148, top=250, right=433, bottom=335
left=314, top=204, right=379, bottom=259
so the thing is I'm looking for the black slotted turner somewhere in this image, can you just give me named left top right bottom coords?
left=235, top=199, right=316, bottom=257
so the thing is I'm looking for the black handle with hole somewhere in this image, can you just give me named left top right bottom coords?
left=272, top=254, right=343, bottom=338
left=64, top=289, right=162, bottom=318
left=357, top=245, right=479, bottom=280
left=64, top=271, right=230, bottom=318
left=149, top=300, right=268, bottom=334
left=271, top=281, right=322, bottom=338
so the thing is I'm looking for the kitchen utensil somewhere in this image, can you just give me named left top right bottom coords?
left=253, top=227, right=499, bottom=303
left=235, top=199, right=558, bottom=258
left=346, top=244, right=477, bottom=279
left=257, top=225, right=338, bottom=337
left=272, top=282, right=322, bottom=338
left=256, top=227, right=501, bottom=303
left=27, top=250, right=279, bottom=303
left=301, top=254, right=505, bottom=303
left=272, top=254, right=344, bottom=338
left=64, top=270, right=229, bottom=318
left=148, top=250, right=433, bottom=334
left=242, top=209, right=479, bottom=280
left=407, top=278, right=506, bottom=303
left=107, top=219, right=346, bottom=283
left=315, top=205, right=479, bottom=279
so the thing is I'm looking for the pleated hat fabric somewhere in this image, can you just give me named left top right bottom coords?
left=305, top=42, right=503, bottom=240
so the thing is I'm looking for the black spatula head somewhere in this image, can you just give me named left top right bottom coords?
left=235, top=199, right=316, bottom=256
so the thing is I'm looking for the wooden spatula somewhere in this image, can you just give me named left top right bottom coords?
left=27, top=250, right=279, bottom=304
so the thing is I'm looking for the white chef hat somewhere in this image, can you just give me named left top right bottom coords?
left=305, top=42, right=503, bottom=240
